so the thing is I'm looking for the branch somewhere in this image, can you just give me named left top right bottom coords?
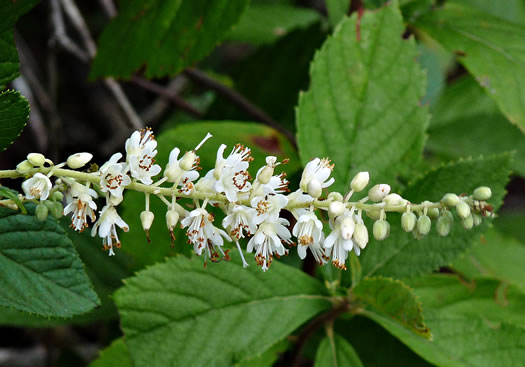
left=184, top=68, right=297, bottom=148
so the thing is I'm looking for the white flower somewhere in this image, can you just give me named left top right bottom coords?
left=22, top=173, right=52, bottom=200
left=323, top=210, right=361, bottom=270
left=213, top=144, right=252, bottom=202
left=99, top=153, right=131, bottom=198
left=164, top=147, right=200, bottom=193
left=91, top=205, right=129, bottom=256
left=251, top=156, right=289, bottom=197
left=67, top=152, right=93, bottom=169
left=251, top=194, right=288, bottom=224
left=222, top=204, right=257, bottom=240
left=64, top=182, right=98, bottom=232
left=299, top=158, right=335, bottom=198
left=293, top=211, right=328, bottom=264
left=287, top=189, right=314, bottom=217
left=181, top=207, right=231, bottom=263
left=247, top=219, right=292, bottom=271
left=125, top=128, right=161, bottom=185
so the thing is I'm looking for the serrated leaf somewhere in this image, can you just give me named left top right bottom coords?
left=428, top=76, right=525, bottom=177
left=453, top=227, right=525, bottom=293
left=449, top=0, right=525, bottom=23
left=365, top=309, right=525, bottom=367
left=208, top=23, right=325, bottom=131
left=120, top=121, right=300, bottom=270
left=297, top=3, right=428, bottom=194
left=0, top=206, right=100, bottom=317
left=115, top=255, right=332, bottom=367
left=352, top=277, right=430, bottom=338
left=236, top=339, right=288, bottom=367
left=0, top=90, right=29, bottom=151
left=91, top=0, right=250, bottom=79
left=414, top=2, right=525, bottom=132
left=326, top=0, right=350, bottom=27
left=0, top=30, right=19, bottom=87
left=406, top=274, right=525, bottom=326
left=315, top=332, right=363, bottom=367
left=89, top=338, right=132, bottom=367
left=228, top=3, right=320, bottom=45
left=360, top=153, right=512, bottom=279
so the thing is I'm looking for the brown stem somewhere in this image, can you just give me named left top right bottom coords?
left=184, top=68, right=297, bottom=149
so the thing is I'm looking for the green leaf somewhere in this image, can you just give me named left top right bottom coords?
left=326, top=0, right=350, bottom=27
left=120, top=121, right=300, bottom=270
left=414, top=2, right=525, bottom=132
left=0, top=0, right=39, bottom=33
left=0, top=90, right=29, bottom=151
left=91, top=0, right=250, bottom=79
left=360, top=153, right=512, bottom=279
left=115, top=255, right=332, bottom=367
left=208, top=23, right=326, bottom=131
left=315, top=332, right=363, bottom=367
left=449, top=0, right=525, bottom=23
left=352, top=277, right=430, bottom=338
left=89, top=338, right=132, bottom=367
left=365, top=308, right=525, bottom=367
left=494, top=211, right=525, bottom=244
left=0, top=30, right=19, bottom=87
left=297, top=3, right=429, bottom=194
left=0, top=205, right=100, bottom=317
left=236, top=339, right=288, bottom=367
left=0, top=187, right=26, bottom=214
left=228, top=3, right=320, bottom=45
left=428, top=76, right=525, bottom=177
left=453, top=228, right=525, bottom=292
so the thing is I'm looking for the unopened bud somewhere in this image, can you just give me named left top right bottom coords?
left=341, top=216, right=355, bottom=240
left=473, top=186, right=492, bottom=201
left=328, top=201, right=345, bottom=218
left=16, top=160, right=33, bottom=174
left=383, top=193, right=407, bottom=206
left=350, top=171, right=369, bottom=192
left=307, top=180, right=322, bottom=198
left=416, top=215, right=431, bottom=236
left=373, top=219, right=389, bottom=241
left=257, top=166, right=274, bottom=185
left=436, top=214, right=452, bottom=237
left=327, top=192, right=343, bottom=202
left=401, top=212, right=417, bottom=232
left=353, top=222, right=369, bottom=249
left=427, top=207, right=440, bottom=220
left=442, top=193, right=459, bottom=207
left=52, top=191, right=64, bottom=201
left=366, top=210, right=381, bottom=220
left=472, top=213, right=482, bottom=226
left=368, top=184, right=391, bottom=202
left=456, top=200, right=471, bottom=219
left=180, top=151, right=197, bottom=171
left=109, top=195, right=124, bottom=206
left=35, top=203, right=48, bottom=222
left=50, top=202, right=64, bottom=219
left=166, top=210, right=180, bottom=229
left=462, top=214, right=474, bottom=229
left=67, top=152, right=93, bottom=169
left=140, top=211, right=154, bottom=231
left=27, top=153, right=45, bottom=166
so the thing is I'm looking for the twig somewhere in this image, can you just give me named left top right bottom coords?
left=50, top=0, right=89, bottom=62
left=58, top=0, right=143, bottom=130
left=130, top=76, right=203, bottom=119
left=184, top=68, right=297, bottom=148
left=140, top=76, right=189, bottom=123
left=97, top=0, right=117, bottom=18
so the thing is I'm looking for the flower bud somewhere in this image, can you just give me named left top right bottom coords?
left=354, top=222, right=369, bottom=249
left=67, top=152, right=93, bottom=169
left=427, top=207, right=440, bottom=220
left=366, top=210, right=381, bottom=220
left=373, top=219, right=389, bottom=241
left=35, top=203, right=48, bottom=222
left=51, top=191, right=64, bottom=201
left=473, top=186, right=492, bottom=201
left=307, top=179, right=322, bottom=198
left=456, top=200, right=471, bottom=219
left=328, top=192, right=344, bottom=202
left=401, top=212, right=417, bottom=232
left=416, top=215, right=431, bottom=236
left=341, top=216, right=355, bottom=240
left=383, top=193, right=407, bottom=206
left=328, top=201, right=345, bottom=218
left=109, top=195, right=124, bottom=206
left=473, top=213, right=482, bottom=226
left=368, top=184, right=391, bottom=202
left=140, top=211, right=154, bottom=231
left=49, top=201, right=64, bottom=219
left=27, top=153, right=45, bottom=166
left=257, top=165, right=274, bottom=185
left=179, top=151, right=197, bottom=171
left=462, top=214, right=474, bottom=229
left=350, top=171, right=369, bottom=192
left=166, top=210, right=180, bottom=229
left=442, top=193, right=459, bottom=207
left=16, top=160, right=33, bottom=174
left=436, top=214, right=452, bottom=237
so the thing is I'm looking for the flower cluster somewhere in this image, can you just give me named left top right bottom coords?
left=13, top=128, right=495, bottom=270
